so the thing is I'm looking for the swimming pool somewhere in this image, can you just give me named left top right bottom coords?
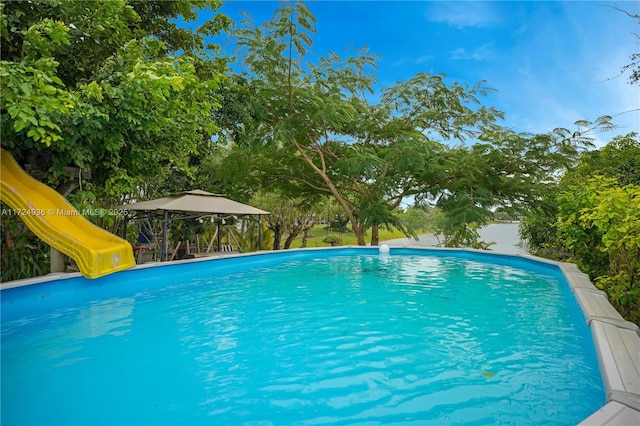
left=1, top=247, right=637, bottom=424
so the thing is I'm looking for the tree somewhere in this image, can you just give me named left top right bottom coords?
left=520, top=133, right=640, bottom=324
left=557, top=176, right=639, bottom=324
left=573, top=132, right=640, bottom=185
left=0, top=0, right=229, bottom=198
left=0, top=0, right=230, bottom=280
left=211, top=2, right=614, bottom=248
left=223, top=3, right=512, bottom=246
left=521, top=132, right=639, bottom=257
left=254, top=191, right=318, bottom=250
left=397, top=206, right=438, bottom=234
left=609, top=5, right=640, bottom=85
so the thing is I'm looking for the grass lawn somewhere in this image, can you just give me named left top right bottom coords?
left=287, top=225, right=410, bottom=248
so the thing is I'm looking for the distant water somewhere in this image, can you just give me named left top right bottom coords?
left=383, top=223, right=526, bottom=255
left=478, top=223, right=527, bottom=254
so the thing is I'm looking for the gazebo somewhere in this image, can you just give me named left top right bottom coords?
left=116, top=190, right=270, bottom=261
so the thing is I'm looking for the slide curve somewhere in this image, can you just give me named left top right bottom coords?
left=1, top=148, right=135, bottom=279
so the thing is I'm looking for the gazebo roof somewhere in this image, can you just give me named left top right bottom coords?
left=116, top=190, right=270, bottom=215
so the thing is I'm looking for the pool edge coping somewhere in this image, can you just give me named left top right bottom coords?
left=2, top=245, right=639, bottom=424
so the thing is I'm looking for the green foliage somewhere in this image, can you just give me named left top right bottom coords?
left=81, top=38, right=223, bottom=195
left=432, top=216, right=495, bottom=250
left=329, top=213, right=349, bottom=233
left=425, top=119, right=606, bottom=248
left=254, top=191, right=318, bottom=250
left=1, top=0, right=228, bottom=195
left=556, top=176, right=640, bottom=323
left=520, top=133, right=639, bottom=258
left=556, top=178, right=611, bottom=275
left=0, top=13, right=75, bottom=146
left=396, top=207, right=434, bottom=234
left=573, top=133, right=640, bottom=185
left=130, top=0, right=230, bottom=56
left=521, top=133, right=640, bottom=323
left=519, top=201, right=564, bottom=258
left=1, top=208, right=50, bottom=281
left=231, top=220, right=273, bottom=253
left=322, top=234, right=342, bottom=245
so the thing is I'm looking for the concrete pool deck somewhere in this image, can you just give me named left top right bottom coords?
left=2, top=246, right=639, bottom=424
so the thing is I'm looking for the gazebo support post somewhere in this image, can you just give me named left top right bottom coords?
left=216, top=214, right=221, bottom=252
left=258, top=215, right=263, bottom=250
left=161, top=210, right=169, bottom=261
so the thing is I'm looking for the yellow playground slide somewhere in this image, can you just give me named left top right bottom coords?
left=1, top=148, right=135, bottom=279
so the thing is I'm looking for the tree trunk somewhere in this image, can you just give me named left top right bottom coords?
left=283, top=233, right=297, bottom=249
left=283, top=221, right=303, bottom=249
left=351, top=220, right=366, bottom=245
left=271, top=225, right=282, bottom=250
left=292, top=139, right=367, bottom=245
left=370, top=223, right=379, bottom=246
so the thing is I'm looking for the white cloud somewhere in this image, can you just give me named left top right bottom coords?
left=450, top=48, right=467, bottom=59
left=425, top=2, right=502, bottom=29
left=392, top=55, right=433, bottom=67
left=451, top=43, right=495, bottom=61
left=415, top=55, right=433, bottom=64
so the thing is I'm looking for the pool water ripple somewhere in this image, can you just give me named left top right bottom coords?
left=1, top=254, right=603, bottom=425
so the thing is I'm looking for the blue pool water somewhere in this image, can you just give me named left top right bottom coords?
left=1, top=249, right=604, bottom=425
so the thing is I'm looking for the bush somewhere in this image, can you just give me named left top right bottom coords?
left=1, top=210, right=50, bottom=281
left=322, top=234, right=342, bottom=245
left=557, top=176, right=640, bottom=324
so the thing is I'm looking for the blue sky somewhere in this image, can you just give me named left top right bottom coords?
left=209, top=1, right=639, bottom=146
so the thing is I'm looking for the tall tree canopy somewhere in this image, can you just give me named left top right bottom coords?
left=212, top=2, right=601, bottom=246
left=0, top=0, right=230, bottom=197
